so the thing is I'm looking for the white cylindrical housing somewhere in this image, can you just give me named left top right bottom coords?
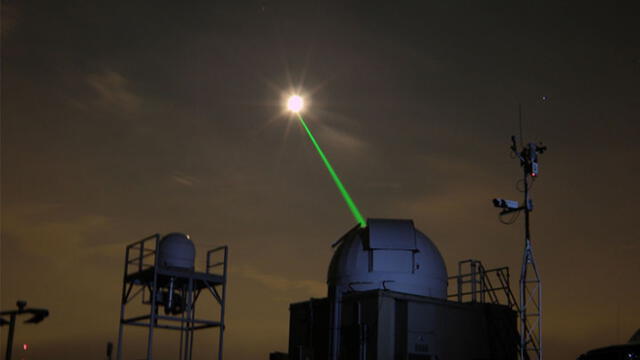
left=158, top=233, right=196, bottom=270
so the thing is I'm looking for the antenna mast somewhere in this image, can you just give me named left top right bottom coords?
left=493, top=135, right=547, bottom=360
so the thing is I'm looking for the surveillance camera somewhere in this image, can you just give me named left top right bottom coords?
left=492, top=198, right=519, bottom=210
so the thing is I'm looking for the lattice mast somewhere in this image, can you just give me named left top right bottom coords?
left=514, top=135, right=546, bottom=360
left=494, top=134, right=547, bottom=360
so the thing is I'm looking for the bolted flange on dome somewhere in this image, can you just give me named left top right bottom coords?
left=327, top=219, right=448, bottom=299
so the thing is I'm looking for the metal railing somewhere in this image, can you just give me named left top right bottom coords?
left=448, top=259, right=518, bottom=310
left=124, top=234, right=159, bottom=276
left=206, top=246, right=228, bottom=275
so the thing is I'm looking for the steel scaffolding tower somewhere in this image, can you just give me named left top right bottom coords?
left=116, top=234, right=228, bottom=360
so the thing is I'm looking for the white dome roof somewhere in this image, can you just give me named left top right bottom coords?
left=158, top=233, right=196, bottom=270
left=327, top=219, right=448, bottom=298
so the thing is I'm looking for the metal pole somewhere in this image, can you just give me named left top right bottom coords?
left=218, top=247, right=228, bottom=360
left=539, top=269, right=543, bottom=360
left=479, top=263, right=486, bottom=303
left=147, top=238, right=160, bottom=360
left=147, top=284, right=157, bottom=360
left=116, top=303, right=126, bottom=360
left=116, top=246, right=130, bottom=360
left=520, top=164, right=529, bottom=360
left=183, top=285, right=191, bottom=360
left=179, top=297, right=185, bottom=360
left=524, top=166, right=532, bottom=256
left=5, top=314, right=16, bottom=360
left=457, top=261, right=462, bottom=303
left=518, top=139, right=529, bottom=360
left=179, top=278, right=193, bottom=360
left=471, top=261, right=477, bottom=303
left=188, top=278, right=195, bottom=360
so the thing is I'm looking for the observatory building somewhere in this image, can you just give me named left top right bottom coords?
left=279, top=219, right=519, bottom=360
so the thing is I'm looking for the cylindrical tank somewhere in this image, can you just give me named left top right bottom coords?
left=327, top=219, right=448, bottom=298
left=158, top=233, right=196, bottom=270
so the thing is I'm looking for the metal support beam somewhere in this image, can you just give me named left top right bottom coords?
left=5, top=314, right=16, bottom=360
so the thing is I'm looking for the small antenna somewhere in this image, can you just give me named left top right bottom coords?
left=518, top=103, right=524, bottom=147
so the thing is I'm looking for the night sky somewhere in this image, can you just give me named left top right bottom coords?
left=2, top=1, right=639, bottom=359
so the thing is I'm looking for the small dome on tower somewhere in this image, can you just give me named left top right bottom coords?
left=158, top=233, right=196, bottom=270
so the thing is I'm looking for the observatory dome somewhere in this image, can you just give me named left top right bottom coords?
left=158, top=233, right=196, bottom=270
left=327, top=219, right=447, bottom=299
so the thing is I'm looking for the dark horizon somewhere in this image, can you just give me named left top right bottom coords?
left=2, top=1, right=639, bottom=359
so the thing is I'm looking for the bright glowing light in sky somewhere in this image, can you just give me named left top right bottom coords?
left=287, top=95, right=304, bottom=113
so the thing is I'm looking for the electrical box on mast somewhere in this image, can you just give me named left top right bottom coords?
left=511, top=136, right=547, bottom=178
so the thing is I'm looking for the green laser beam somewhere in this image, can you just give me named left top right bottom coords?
left=296, top=113, right=366, bottom=228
